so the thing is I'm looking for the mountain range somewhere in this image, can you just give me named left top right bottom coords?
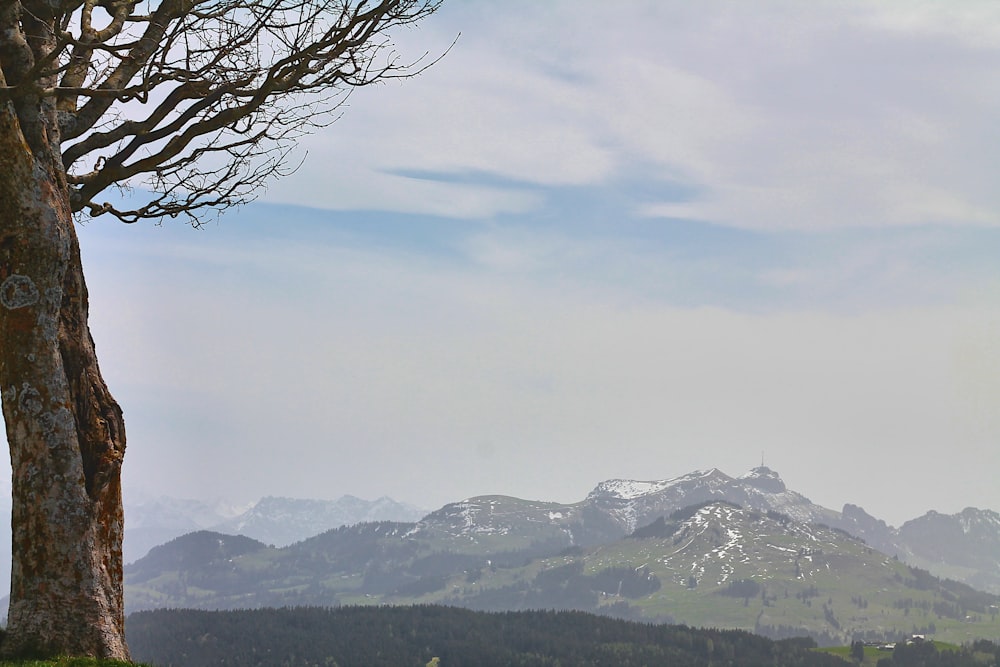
left=124, top=493, right=426, bottom=562
left=7, top=464, right=995, bottom=592
left=0, top=492, right=427, bottom=587
left=121, top=466, right=1000, bottom=646
left=408, top=466, right=1000, bottom=596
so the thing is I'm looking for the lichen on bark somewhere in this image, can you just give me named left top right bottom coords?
left=0, top=105, right=129, bottom=661
left=0, top=274, right=39, bottom=309
left=1, top=0, right=441, bottom=659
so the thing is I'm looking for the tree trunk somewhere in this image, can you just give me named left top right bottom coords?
left=0, top=87, right=129, bottom=660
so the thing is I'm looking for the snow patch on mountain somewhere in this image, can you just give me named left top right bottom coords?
left=211, top=495, right=427, bottom=546
left=124, top=496, right=252, bottom=564
left=593, top=479, right=675, bottom=500
left=589, top=469, right=728, bottom=501
left=959, top=507, right=1000, bottom=535
left=737, top=466, right=786, bottom=493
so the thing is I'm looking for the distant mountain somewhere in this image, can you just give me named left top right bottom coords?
left=124, top=496, right=251, bottom=565
left=123, top=493, right=426, bottom=563
left=895, top=508, right=1000, bottom=594
left=405, top=467, right=846, bottom=555
left=578, top=468, right=1000, bottom=596
left=124, top=500, right=1000, bottom=646
left=123, top=467, right=1000, bottom=598
left=837, top=503, right=896, bottom=554
left=585, top=466, right=843, bottom=532
left=127, top=531, right=270, bottom=586
left=210, top=495, right=427, bottom=547
left=826, top=504, right=1000, bottom=596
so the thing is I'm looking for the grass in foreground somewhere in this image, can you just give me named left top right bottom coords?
left=817, top=645, right=886, bottom=666
left=817, top=641, right=963, bottom=667
left=0, top=659, right=149, bottom=667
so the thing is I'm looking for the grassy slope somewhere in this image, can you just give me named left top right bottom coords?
left=0, top=660, right=147, bottom=667
left=125, top=503, right=1000, bottom=645
left=388, top=506, right=1000, bottom=645
left=818, top=641, right=961, bottom=667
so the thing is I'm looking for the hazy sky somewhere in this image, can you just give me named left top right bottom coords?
left=7, top=1, right=1000, bottom=527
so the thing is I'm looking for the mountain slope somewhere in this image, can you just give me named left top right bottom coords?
left=404, top=467, right=847, bottom=557
left=894, top=508, right=1000, bottom=594
left=586, top=467, right=843, bottom=534
left=210, top=495, right=427, bottom=547
left=427, top=467, right=1000, bottom=596
left=433, top=502, right=1000, bottom=646
left=121, top=493, right=427, bottom=567
left=124, top=500, right=1000, bottom=646
left=119, top=468, right=1000, bottom=597
left=124, top=496, right=251, bottom=565
left=120, top=465, right=1000, bottom=645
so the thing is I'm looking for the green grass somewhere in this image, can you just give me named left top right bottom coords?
left=817, top=641, right=964, bottom=667
left=818, top=644, right=889, bottom=666
left=0, top=660, right=149, bottom=667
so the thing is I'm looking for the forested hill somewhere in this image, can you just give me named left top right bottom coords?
left=123, top=503, right=1000, bottom=647
left=126, top=605, right=848, bottom=667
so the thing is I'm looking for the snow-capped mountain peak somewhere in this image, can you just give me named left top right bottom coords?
left=737, top=465, right=786, bottom=493
left=587, top=468, right=731, bottom=501
left=581, top=466, right=840, bottom=534
left=212, top=495, right=428, bottom=546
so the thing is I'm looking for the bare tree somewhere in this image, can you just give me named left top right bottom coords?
left=0, top=0, right=441, bottom=658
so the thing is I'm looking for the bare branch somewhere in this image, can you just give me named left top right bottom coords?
left=4, top=0, right=443, bottom=222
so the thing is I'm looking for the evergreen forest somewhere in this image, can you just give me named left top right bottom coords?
left=124, top=605, right=1000, bottom=667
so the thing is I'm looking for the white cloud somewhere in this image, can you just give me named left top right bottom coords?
left=7, top=2, right=1000, bottom=538
left=266, top=1, right=1000, bottom=231
left=861, top=1, right=1000, bottom=49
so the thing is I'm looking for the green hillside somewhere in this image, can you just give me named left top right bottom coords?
left=124, top=502, right=1000, bottom=646
left=390, top=503, right=1000, bottom=645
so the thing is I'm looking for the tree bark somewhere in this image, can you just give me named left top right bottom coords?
left=0, top=0, right=438, bottom=657
left=0, top=87, right=129, bottom=660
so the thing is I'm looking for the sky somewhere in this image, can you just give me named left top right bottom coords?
left=6, top=0, right=1000, bottom=527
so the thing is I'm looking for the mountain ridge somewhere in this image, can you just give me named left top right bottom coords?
left=122, top=493, right=427, bottom=564
left=123, top=497, right=1000, bottom=646
left=114, top=467, right=1000, bottom=600
left=211, top=494, right=427, bottom=547
left=9, top=464, right=1000, bottom=641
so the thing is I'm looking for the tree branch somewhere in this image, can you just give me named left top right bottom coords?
left=7, top=0, right=443, bottom=221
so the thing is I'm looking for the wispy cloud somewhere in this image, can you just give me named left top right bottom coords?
left=72, top=198, right=1000, bottom=524
left=268, top=1, right=1000, bottom=232
left=5, top=1, right=996, bottom=529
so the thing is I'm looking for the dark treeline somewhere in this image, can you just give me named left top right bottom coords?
left=880, top=640, right=1000, bottom=667
left=126, top=605, right=848, bottom=667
